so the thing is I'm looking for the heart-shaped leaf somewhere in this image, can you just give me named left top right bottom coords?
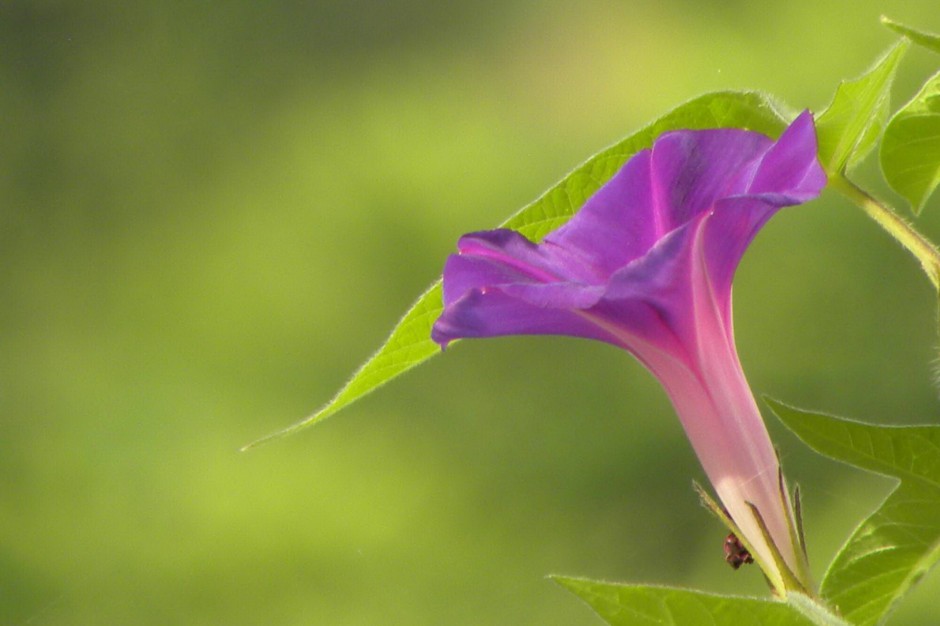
left=555, top=577, right=825, bottom=626
left=767, top=399, right=940, bottom=626
left=880, top=71, right=940, bottom=213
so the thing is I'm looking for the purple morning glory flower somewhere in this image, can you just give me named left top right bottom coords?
left=431, top=112, right=826, bottom=594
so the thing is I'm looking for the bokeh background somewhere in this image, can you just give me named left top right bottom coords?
left=3, top=2, right=940, bottom=624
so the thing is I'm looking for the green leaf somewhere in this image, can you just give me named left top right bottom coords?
left=881, top=16, right=940, bottom=55
left=816, top=41, right=909, bottom=174
left=766, top=399, right=940, bottom=626
left=243, top=91, right=787, bottom=448
left=880, top=71, right=940, bottom=213
left=554, top=577, right=817, bottom=626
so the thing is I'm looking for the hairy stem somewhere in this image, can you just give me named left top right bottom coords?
left=831, top=175, right=940, bottom=290
left=787, top=593, right=854, bottom=626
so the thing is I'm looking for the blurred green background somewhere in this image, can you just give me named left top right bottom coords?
left=3, top=2, right=940, bottom=624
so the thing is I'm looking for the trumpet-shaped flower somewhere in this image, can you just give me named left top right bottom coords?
left=431, top=112, right=826, bottom=593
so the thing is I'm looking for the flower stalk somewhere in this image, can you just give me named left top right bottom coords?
left=830, top=174, right=940, bottom=289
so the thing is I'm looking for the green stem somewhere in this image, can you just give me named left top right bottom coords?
left=787, top=593, right=854, bottom=626
left=830, top=175, right=940, bottom=290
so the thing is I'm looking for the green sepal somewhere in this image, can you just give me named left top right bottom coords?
left=744, top=501, right=812, bottom=597
left=694, top=482, right=779, bottom=593
left=793, top=484, right=808, bottom=566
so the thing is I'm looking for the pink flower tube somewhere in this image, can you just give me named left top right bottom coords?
left=431, top=112, right=826, bottom=593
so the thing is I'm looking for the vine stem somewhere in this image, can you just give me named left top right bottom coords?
left=787, top=593, right=854, bottom=626
left=829, top=175, right=940, bottom=290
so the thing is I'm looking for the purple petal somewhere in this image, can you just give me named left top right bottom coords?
left=542, top=127, right=773, bottom=276
left=542, top=150, right=658, bottom=276
left=645, top=128, right=772, bottom=226
left=703, top=111, right=826, bottom=301
left=431, top=287, right=611, bottom=347
left=441, top=230, right=605, bottom=308
left=433, top=111, right=826, bottom=351
left=746, top=110, right=828, bottom=200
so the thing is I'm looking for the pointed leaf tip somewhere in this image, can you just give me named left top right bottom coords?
left=242, top=282, right=445, bottom=449
left=881, top=16, right=940, bottom=54
left=816, top=41, right=909, bottom=174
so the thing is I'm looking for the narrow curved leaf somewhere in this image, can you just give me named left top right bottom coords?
left=881, top=16, right=940, bottom=55
left=816, top=42, right=909, bottom=174
left=244, top=92, right=788, bottom=448
left=880, top=71, right=940, bottom=213
left=766, top=399, right=940, bottom=626
left=554, top=577, right=816, bottom=626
